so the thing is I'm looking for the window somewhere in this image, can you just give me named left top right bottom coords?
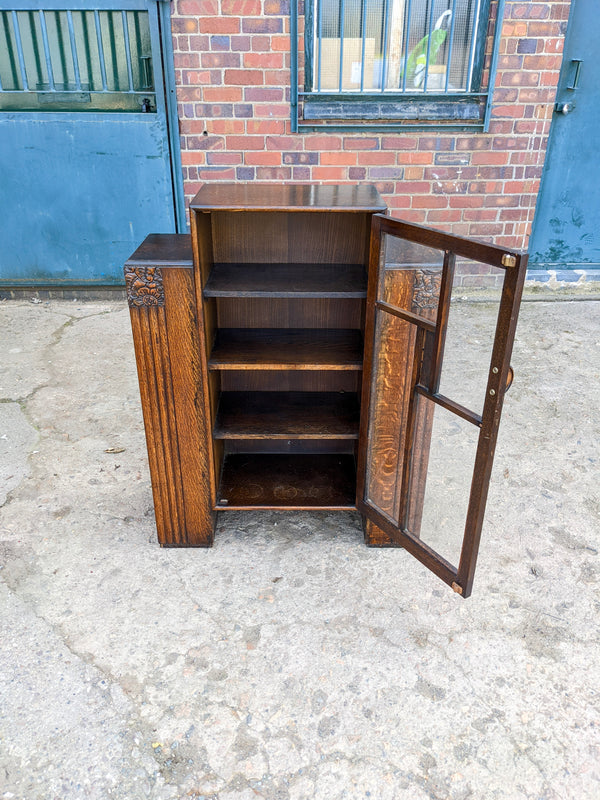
left=291, top=0, right=502, bottom=131
left=0, top=8, right=155, bottom=112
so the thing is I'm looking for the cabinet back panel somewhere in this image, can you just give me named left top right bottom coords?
left=211, top=211, right=368, bottom=264
left=224, top=440, right=355, bottom=455
left=217, top=297, right=364, bottom=329
left=219, top=370, right=360, bottom=392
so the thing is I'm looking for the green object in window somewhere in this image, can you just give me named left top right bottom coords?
left=401, top=10, right=451, bottom=89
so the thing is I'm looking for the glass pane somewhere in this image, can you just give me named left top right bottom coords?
left=379, top=231, right=444, bottom=320
left=314, top=0, right=386, bottom=90
left=406, top=394, right=479, bottom=567
left=313, top=0, right=482, bottom=93
left=396, top=0, right=479, bottom=92
left=437, top=259, right=505, bottom=416
left=365, top=311, right=416, bottom=522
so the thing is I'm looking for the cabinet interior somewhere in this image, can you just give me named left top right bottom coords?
left=196, top=208, right=372, bottom=510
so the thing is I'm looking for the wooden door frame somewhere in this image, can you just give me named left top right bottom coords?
left=357, top=214, right=528, bottom=598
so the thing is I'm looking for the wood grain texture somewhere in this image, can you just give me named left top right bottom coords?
left=364, top=273, right=416, bottom=522
left=214, top=391, right=360, bottom=439
left=358, top=215, right=442, bottom=548
left=219, top=369, right=359, bottom=393
left=211, top=211, right=370, bottom=265
left=217, top=454, right=357, bottom=509
left=127, top=256, right=215, bottom=546
left=208, top=328, right=364, bottom=371
left=217, top=298, right=363, bottom=330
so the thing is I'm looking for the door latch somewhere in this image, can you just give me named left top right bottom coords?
left=554, top=101, right=575, bottom=115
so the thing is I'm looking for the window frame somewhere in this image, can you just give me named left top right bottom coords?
left=291, top=0, right=505, bottom=132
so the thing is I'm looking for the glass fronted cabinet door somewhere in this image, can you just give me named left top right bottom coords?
left=357, top=214, right=527, bottom=598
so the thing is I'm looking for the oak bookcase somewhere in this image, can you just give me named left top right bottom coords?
left=125, top=183, right=527, bottom=597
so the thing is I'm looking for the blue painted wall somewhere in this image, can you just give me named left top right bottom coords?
left=0, top=111, right=176, bottom=284
left=529, top=0, right=600, bottom=269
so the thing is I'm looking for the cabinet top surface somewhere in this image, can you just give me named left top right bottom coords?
left=190, top=183, right=386, bottom=213
left=125, top=234, right=193, bottom=266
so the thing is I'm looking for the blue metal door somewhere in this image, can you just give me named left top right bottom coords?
left=528, top=0, right=600, bottom=270
left=0, top=1, right=183, bottom=285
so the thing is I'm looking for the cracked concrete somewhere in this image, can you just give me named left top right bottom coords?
left=0, top=298, right=599, bottom=800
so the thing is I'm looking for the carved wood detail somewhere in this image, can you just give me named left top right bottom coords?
left=411, top=269, right=442, bottom=313
left=125, top=266, right=165, bottom=308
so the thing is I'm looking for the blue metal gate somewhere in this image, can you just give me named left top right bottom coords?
left=0, top=0, right=184, bottom=285
left=528, top=0, right=600, bottom=271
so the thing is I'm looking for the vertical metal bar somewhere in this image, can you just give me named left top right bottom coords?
left=422, top=0, right=436, bottom=92
left=303, top=0, right=313, bottom=92
left=157, top=0, right=186, bottom=230
left=1, top=11, right=20, bottom=90
left=317, top=0, right=323, bottom=91
left=290, top=0, right=298, bottom=132
left=359, top=0, right=367, bottom=91
left=27, top=11, right=43, bottom=87
left=94, top=11, right=108, bottom=91
left=133, top=11, right=143, bottom=90
left=80, top=12, right=94, bottom=91
left=380, top=0, right=391, bottom=92
left=11, top=11, right=29, bottom=91
left=121, top=10, right=135, bottom=92
left=444, top=0, right=458, bottom=92
left=38, top=10, right=55, bottom=91
left=107, top=11, right=120, bottom=91
left=54, top=11, right=69, bottom=87
left=466, top=0, right=482, bottom=91
left=66, top=10, right=81, bottom=90
left=401, top=0, right=413, bottom=92
left=338, top=0, right=346, bottom=92
left=483, top=0, right=505, bottom=131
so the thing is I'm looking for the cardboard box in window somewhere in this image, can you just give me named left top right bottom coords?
left=315, top=38, right=376, bottom=91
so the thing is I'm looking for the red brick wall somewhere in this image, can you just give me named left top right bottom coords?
left=171, top=0, right=571, bottom=250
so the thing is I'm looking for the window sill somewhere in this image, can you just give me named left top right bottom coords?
left=301, top=93, right=485, bottom=124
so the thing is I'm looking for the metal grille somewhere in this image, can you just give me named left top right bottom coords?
left=0, top=8, right=155, bottom=111
left=292, top=0, right=505, bottom=131
left=310, top=0, right=485, bottom=94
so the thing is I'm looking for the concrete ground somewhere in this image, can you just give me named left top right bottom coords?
left=0, top=296, right=598, bottom=800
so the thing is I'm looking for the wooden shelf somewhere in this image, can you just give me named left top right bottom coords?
left=204, top=262, right=367, bottom=298
left=216, top=453, right=357, bottom=509
left=214, top=391, right=360, bottom=439
left=208, top=328, right=364, bottom=371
